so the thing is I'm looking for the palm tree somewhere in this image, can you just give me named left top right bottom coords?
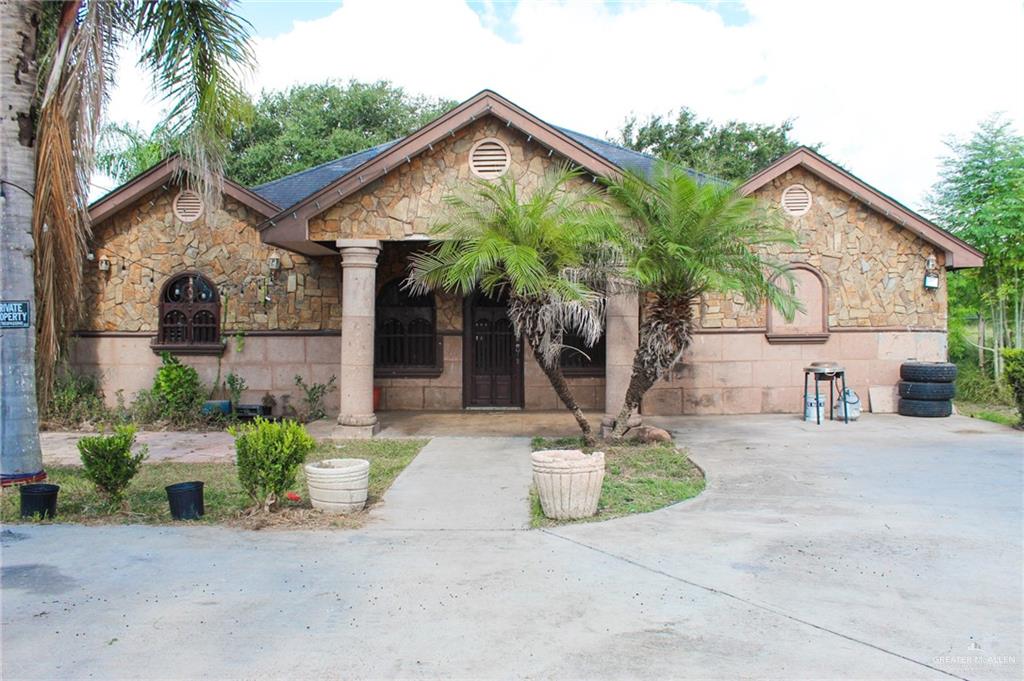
left=409, top=166, right=620, bottom=445
left=1, top=1, right=252, bottom=484
left=604, top=164, right=799, bottom=439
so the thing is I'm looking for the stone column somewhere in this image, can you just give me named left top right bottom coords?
left=333, top=240, right=381, bottom=439
left=601, top=288, right=641, bottom=438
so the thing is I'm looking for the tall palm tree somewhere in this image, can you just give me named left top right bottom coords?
left=604, top=164, right=799, bottom=439
left=1, top=1, right=253, bottom=484
left=409, top=166, right=620, bottom=445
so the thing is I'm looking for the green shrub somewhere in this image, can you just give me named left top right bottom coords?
left=230, top=417, right=315, bottom=512
left=77, top=425, right=148, bottom=509
left=225, top=372, right=246, bottom=408
left=152, top=353, right=205, bottom=424
left=954, top=361, right=1013, bottom=405
left=46, top=372, right=108, bottom=427
left=1002, top=349, right=1024, bottom=426
left=294, top=374, right=336, bottom=422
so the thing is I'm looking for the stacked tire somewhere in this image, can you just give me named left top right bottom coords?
left=898, top=362, right=957, bottom=417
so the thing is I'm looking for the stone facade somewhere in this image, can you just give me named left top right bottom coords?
left=698, top=167, right=947, bottom=331
left=309, top=118, right=584, bottom=241
left=83, top=186, right=340, bottom=333
left=76, top=119, right=953, bottom=418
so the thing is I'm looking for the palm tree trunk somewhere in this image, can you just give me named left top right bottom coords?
left=529, top=345, right=595, bottom=446
left=610, top=294, right=694, bottom=439
left=1, top=0, right=44, bottom=483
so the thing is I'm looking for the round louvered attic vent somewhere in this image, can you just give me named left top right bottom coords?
left=781, top=184, right=812, bottom=216
left=469, top=138, right=511, bottom=179
left=173, top=189, right=204, bottom=223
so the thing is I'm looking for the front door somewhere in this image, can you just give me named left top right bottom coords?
left=464, top=291, right=523, bottom=408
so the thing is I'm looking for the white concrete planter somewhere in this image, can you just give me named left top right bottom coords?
left=531, top=449, right=605, bottom=520
left=304, top=458, right=370, bottom=514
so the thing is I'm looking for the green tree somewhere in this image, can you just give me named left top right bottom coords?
left=1, top=0, right=252, bottom=483
left=226, top=81, right=455, bottom=185
left=619, top=108, right=812, bottom=180
left=95, top=121, right=180, bottom=185
left=409, top=166, right=619, bottom=444
left=604, top=164, right=798, bottom=438
left=928, top=116, right=1024, bottom=379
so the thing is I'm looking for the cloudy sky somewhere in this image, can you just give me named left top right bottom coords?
left=102, top=0, right=1024, bottom=210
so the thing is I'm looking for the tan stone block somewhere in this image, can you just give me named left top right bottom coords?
left=868, top=360, right=900, bottom=385
left=762, top=386, right=802, bottom=414
left=689, top=334, right=723, bottom=361
left=306, top=336, right=341, bottom=364
left=836, top=331, right=878, bottom=360
left=712, top=361, right=753, bottom=387
left=643, top=388, right=682, bottom=415
left=752, top=360, right=795, bottom=388
left=232, top=364, right=273, bottom=392
left=720, top=333, right=764, bottom=360
left=915, top=332, right=947, bottom=360
left=385, top=384, right=425, bottom=410
left=274, top=364, right=309, bottom=390
left=526, top=386, right=558, bottom=410
left=876, top=332, right=916, bottom=361
left=443, top=335, right=462, bottom=361
left=682, top=388, right=722, bottom=415
left=722, top=387, right=763, bottom=414
left=424, top=386, right=461, bottom=410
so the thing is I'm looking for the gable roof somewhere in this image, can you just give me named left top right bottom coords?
left=740, top=147, right=983, bottom=269
left=258, top=89, right=663, bottom=251
left=88, top=155, right=280, bottom=225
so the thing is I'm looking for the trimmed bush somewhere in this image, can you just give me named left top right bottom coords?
left=77, top=425, right=149, bottom=509
left=1002, top=349, right=1024, bottom=426
left=46, top=372, right=108, bottom=427
left=152, top=352, right=205, bottom=424
left=230, top=417, right=315, bottom=512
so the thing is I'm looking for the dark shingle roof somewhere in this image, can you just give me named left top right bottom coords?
left=247, top=124, right=722, bottom=211
left=250, top=140, right=400, bottom=210
left=557, top=127, right=722, bottom=185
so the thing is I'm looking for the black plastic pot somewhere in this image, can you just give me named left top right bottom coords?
left=20, top=483, right=59, bottom=519
left=165, top=481, right=205, bottom=520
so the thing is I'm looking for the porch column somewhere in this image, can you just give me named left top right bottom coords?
left=333, top=239, right=381, bottom=439
left=601, top=288, right=641, bottom=437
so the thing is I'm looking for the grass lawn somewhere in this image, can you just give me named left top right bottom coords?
left=955, top=401, right=1021, bottom=428
left=0, top=439, right=427, bottom=529
left=529, top=436, right=704, bottom=528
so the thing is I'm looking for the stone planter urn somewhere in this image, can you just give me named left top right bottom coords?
left=531, top=449, right=605, bottom=520
left=304, top=458, right=370, bottom=514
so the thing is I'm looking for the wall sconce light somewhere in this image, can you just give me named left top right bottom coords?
left=268, top=253, right=281, bottom=271
left=923, top=254, right=939, bottom=290
left=98, top=255, right=111, bottom=272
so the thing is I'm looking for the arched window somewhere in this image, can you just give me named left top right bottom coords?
left=766, top=264, right=830, bottom=344
left=560, top=330, right=606, bottom=376
left=154, top=272, right=222, bottom=353
left=374, top=279, right=441, bottom=376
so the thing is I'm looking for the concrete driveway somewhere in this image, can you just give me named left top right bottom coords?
left=3, top=414, right=1021, bottom=680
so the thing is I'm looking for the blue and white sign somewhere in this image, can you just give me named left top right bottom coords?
left=0, top=301, right=31, bottom=329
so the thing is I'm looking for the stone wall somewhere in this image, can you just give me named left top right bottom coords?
left=83, top=185, right=340, bottom=332
left=642, top=330, right=947, bottom=416
left=698, top=166, right=947, bottom=331
left=309, top=117, right=585, bottom=241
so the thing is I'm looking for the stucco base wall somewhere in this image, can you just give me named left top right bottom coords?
left=71, top=335, right=342, bottom=415
left=642, top=330, right=946, bottom=416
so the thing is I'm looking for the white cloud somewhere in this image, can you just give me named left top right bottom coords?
left=104, top=0, right=1024, bottom=209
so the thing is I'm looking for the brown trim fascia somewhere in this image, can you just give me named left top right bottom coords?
left=691, top=326, right=946, bottom=335
left=88, top=155, right=280, bottom=225
left=740, top=147, right=983, bottom=269
left=74, top=329, right=343, bottom=338
left=765, top=332, right=830, bottom=345
left=258, top=90, right=624, bottom=246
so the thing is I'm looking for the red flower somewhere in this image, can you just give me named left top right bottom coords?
left=285, top=492, right=301, bottom=502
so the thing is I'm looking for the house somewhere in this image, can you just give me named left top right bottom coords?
left=77, top=90, right=982, bottom=435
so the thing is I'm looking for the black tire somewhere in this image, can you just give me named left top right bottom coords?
left=898, top=398, right=952, bottom=418
left=900, top=361, right=958, bottom=383
left=898, top=380, right=955, bottom=400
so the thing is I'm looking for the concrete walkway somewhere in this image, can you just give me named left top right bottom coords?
left=368, top=437, right=533, bottom=530
left=8, top=414, right=1020, bottom=680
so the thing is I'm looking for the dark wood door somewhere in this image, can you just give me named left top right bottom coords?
left=464, top=291, right=523, bottom=408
